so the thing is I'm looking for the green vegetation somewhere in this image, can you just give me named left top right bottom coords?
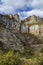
left=0, top=50, right=43, bottom=65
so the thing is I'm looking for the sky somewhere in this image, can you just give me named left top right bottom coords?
left=0, top=0, right=43, bottom=19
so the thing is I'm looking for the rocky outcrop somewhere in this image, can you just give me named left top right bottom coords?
left=0, top=14, right=21, bottom=33
left=0, top=14, right=43, bottom=52
left=0, top=14, right=43, bottom=35
left=0, top=14, right=23, bottom=51
left=21, top=15, right=43, bottom=36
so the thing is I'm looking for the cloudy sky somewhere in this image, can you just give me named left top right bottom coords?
left=0, top=0, right=43, bottom=19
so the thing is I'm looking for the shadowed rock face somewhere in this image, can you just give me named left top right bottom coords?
left=0, top=14, right=43, bottom=52
left=0, top=14, right=23, bottom=51
left=0, top=14, right=21, bottom=33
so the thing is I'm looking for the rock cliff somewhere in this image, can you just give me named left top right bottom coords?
left=0, top=14, right=43, bottom=52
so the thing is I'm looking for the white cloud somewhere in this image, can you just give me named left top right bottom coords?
left=1, top=0, right=43, bottom=10
left=31, top=0, right=43, bottom=9
left=18, top=9, right=43, bottom=19
left=0, top=0, right=43, bottom=18
left=1, top=0, right=26, bottom=9
left=0, top=5, right=14, bottom=14
left=0, top=0, right=26, bottom=14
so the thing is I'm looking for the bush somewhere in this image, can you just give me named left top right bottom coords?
left=0, top=51, right=43, bottom=65
left=0, top=51, right=21, bottom=65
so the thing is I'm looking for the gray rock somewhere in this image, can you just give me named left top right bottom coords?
left=0, top=14, right=43, bottom=52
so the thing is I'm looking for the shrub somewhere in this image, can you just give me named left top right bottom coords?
left=0, top=51, right=21, bottom=65
left=0, top=50, right=43, bottom=65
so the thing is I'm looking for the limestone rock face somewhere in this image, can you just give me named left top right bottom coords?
left=21, top=15, right=43, bottom=36
left=0, top=14, right=43, bottom=52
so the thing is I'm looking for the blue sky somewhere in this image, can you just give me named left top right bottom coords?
left=0, top=0, right=43, bottom=19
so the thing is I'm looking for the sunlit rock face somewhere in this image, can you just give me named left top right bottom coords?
left=21, top=15, right=43, bottom=36
left=29, top=25, right=39, bottom=35
left=21, top=24, right=28, bottom=33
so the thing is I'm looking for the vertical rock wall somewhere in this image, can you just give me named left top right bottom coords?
left=29, top=25, right=39, bottom=35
